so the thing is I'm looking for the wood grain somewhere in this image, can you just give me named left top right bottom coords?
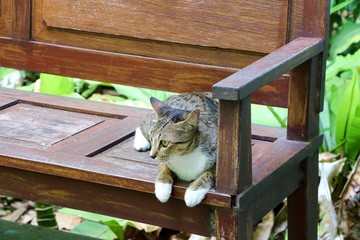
left=216, top=98, right=252, bottom=195
left=213, top=37, right=323, bottom=101
left=287, top=55, right=320, bottom=141
left=10, top=0, right=31, bottom=40
left=0, top=166, right=213, bottom=236
left=288, top=151, right=319, bottom=240
left=0, top=1, right=11, bottom=37
left=0, top=103, right=104, bottom=146
left=0, top=38, right=290, bottom=107
left=41, top=0, right=287, bottom=53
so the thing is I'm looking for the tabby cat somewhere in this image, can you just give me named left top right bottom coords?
left=133, top=93, right=218, bottom=207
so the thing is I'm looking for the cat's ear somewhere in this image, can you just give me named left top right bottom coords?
left=150, top=97, right=170, bottom=116
left=183, top=109, right=200, bottom=127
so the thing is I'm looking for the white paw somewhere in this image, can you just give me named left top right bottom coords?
left=184, top=188, right=209, bottom=207
left=155, top=182, right=172, bottom=203
left=133, top=127, right=151, bottom=151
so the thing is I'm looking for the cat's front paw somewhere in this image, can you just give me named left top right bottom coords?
left=184, top=188, right=209, bottom=207
left=155, top=182, right=172, bottom=203
left=133, top=127, right=151, bottom=151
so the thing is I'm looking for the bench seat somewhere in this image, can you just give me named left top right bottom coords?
left=0, top=87, right=321, bottom=235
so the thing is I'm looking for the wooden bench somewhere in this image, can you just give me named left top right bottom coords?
left=0, top=0, right=329, bottom=239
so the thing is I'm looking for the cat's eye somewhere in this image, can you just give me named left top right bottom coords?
left=160, top=140, right=170, bottom=148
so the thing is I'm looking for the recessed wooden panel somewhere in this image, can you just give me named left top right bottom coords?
left=42, top=0, right=288, bottom=53
left=0, top=103, right=104, bottom=146
left=0, top=0, right=11, bottom=37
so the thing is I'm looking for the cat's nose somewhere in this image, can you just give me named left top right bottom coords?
left=150, top=148, right=157, bottom=159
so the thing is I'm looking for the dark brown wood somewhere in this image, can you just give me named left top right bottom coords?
left=0, top=1, right=11, bottom=37
left=0, top=166, right=213, bottom=236
left=213, top=37, right=323, bottom=101
left=0, top=0, right=330, bottom=238
left=288, top=151, right=319, bottom=239
left=0, top=96, right=17, bottom=109
left=52, top=117, right=140, bottom=156
left=241, top=136, right=322, bottom=223
left=287, top=55, right=320, bottom=141
left=215, top=207, right=254, bottom=239
left=10, top=0, right=31, bottom=40
left=0, top=87, right=149, bottom=119
left=216, top=97, right=252, bottom=195
left=0, top=38, right=291, bottom=108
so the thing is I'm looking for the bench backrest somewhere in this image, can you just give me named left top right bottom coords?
left=0, top=0, right=328, bottom=108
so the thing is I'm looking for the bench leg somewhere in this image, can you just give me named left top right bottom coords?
left=216, top=205, right=253, bottom=239
left=288, top=152, right=318, bottom=239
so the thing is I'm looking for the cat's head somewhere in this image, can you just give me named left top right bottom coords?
left=149, top=97, right=200, bottom=161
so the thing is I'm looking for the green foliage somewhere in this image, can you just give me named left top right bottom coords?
left=59, top=208, right=134, bottom=240
left=71, top=220, right=118, bottom=240
left=330, top=21, right=360, bottom=58
left=39, top=73, right=79, bottom=97
left=0, top=67, right=16, bottom=81
left=35, top=202, right=58, bottom=229
left=323, top=49, right=360, bottom=161
left=319, top=0, right=360, bottom=161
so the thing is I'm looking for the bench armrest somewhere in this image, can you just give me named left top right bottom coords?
left=212, top=37, right=324, bottom=101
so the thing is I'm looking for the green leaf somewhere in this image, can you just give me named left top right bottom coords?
left=346, top=108, right=360, bottom=160
left=39, top=73, right=74, bottom=95
left=326, top=49, right=360, bottom=81
left=35, top=202, right=58, bottom=229
left=0, top=67, right=16, bottom=81
left=112, top=84, right=176, bottom=107
left=58, top=208, right=122, bottom=223
left=251, top=104, right=288, bottom=127
left=330, top=22, right=360, bottom=58
left=71, top=220, right=117, bottom=240
left=335, top=69, right=360, bottom=160
left=330, top=0, right=357, bottom=14
left=320, top=100, right=332, bottom=152
left=101, top=220, right=124, bottom=240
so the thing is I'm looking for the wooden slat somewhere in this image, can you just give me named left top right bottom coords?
left=10, top=0, right=31, bottom=40
left=32, top=3, right=263, bottom=70
left=0, top=166, right=214, bottom=236
left=213, top=37, right=323, bottom=101
left=41, top=0, right=287, bottom=53
left=52, top=117, right=140, bottom=156
left=252, top=138, right=316, bottom=184
left=0, top=88, right=149, bottom=119
left=0, top=96, right=18, bottom=109
left=0, top=37, right=236, bottom=92
left=0, top=40, right=290, bottom=107
left=0, top=1, right=11, bottom=37
left=0, top=141, right=231, bottom=208
left=0, top=103, right=104, bottom=146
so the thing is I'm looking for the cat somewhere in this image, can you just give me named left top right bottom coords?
left=133, top=92, right=218, bottom=207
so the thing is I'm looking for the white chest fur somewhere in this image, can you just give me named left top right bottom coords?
left=166, top=147, right=208, bottom=181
